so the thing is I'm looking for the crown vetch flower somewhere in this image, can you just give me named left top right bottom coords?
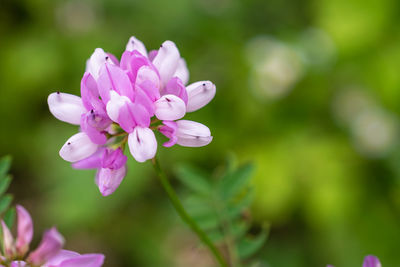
left=0, top=205, right=104, bottom=267
left=327, top=255, right=381, bottom=267
left=48, top=36, right=216, bottom=196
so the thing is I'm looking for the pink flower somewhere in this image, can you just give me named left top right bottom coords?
left=0, top=205, right=104, bottom=267
left=48, top=36, right=216, bottom=196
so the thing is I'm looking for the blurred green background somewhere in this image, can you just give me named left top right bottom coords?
left=1, top=0, right=400, bottom=266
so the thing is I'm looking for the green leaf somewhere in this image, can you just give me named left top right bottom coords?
left=184, top=195, right=215, bottom=216
left=207, top=229, right=225, bottom=243
left=176, top=165, right=212, bottom=195
left=231, top=220, right=250, bottom=241
left=237, top=230, right=268, bottom=259
left=227, top=189, right=255, bottom=220
left=3, top=207, right=15, bottom=229
left=0, top=156, right=11, bottom=179
left=219, top=163, right=254, bottom=201
left=192, top=212, right=220, bottom=230
left=0, top=176, right=12, bottom=196
left=0, top=195, right=13, bottom=214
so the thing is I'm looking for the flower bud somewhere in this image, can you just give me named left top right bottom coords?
left=96, top=166, right=126, bottom=196
left=186, top=81, right=216, bottom=112
left=59, top=132, right=98, bottom=162
left=175, top=120, right=213, bottom=147
left=128, top=127, right=157, bottom=162
left=154, top=95, right=186, bottom=121
left=48, top=92, right=86, bottom=125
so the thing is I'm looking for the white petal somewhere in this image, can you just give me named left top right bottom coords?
left=59, top=132, right=98, bottom=162
left=152, top=41, right=180, bottom=87
left=136, top=66, right=160, bottom=89
left=1, top=221, right=14, bottom=257
left=128, top=127, right=157, bottom=162
left=48, top=92, right=86, bottom=125
left=85, top=48, right=112, bottom=79
left=176, top=120, right=213, bottom=147
left=154, top=94, right=186, bottom=121
left=174, top=58, right=189, bottom=85
left=186, top=81, right=216, bottom=112
left=106, top=91, right=131, bottom=122
left=125, top=36, right=148, bottom=57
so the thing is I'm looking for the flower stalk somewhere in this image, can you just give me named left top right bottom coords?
left=151, top=157, right=228, bottom=267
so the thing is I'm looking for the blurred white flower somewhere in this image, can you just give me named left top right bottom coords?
left=332, top=87, right=399, bottom=158
left=351, top=108, right=398, bottom=157
left=245, top=36, right=304, bottom=100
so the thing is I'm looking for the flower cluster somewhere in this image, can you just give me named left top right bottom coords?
left=48, top=36, right=216, bottom=196
left=327, top=255, right=381, bottom=267
left=0, top=205, right=104, bottom=267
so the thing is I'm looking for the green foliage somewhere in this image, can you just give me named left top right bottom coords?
left=0, top=156, right=15, bottom=229
left=176, top=161, right=268, bottom=266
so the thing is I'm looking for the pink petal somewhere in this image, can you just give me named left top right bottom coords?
left=120, top=51, right=153, bottom=84
left=136, top=66, right=161, bottom=95
left=363, top=255, right=382, bottom=267
left=174, top=58, right=189, bottom=85
left=152, top=41, right=180, bottom=87
left=148, top=50, right=158, bottom=61
left=175, top=120, right=213, bottom=147
left=80, top=72, right=105, bottom=113
left=72, top=148, right=104, bottom=169
left=48, top=92, right=86, bottom=125
left=163, top=77, right=188, bottom=104
left=186, top=81, right=216, bottom=112
left=101, top=148, right=127, bottom=170
left=96, top=166, right=126, bottom=196
left=125, top=36, right=148, bottom=57
left=58, top=254, right=105, bottom=267
left=28, top=228, right=64, bottom=266
left=15, top=205, right=33, bottom=257
left=159, top=121, right=178, bottom=147
left=1, top=220, right=15, bottom=258
left=128, top=127, right=157, bottom=162
left=59, top=132, right=99, bottom=162
left=137, top=79, right=161, bottom=103
left=97, top=63, right=134, bottom=104
left=154, top=94, right=186, bottom=121
left=118, top=102, right=150, bottom=133
left=45, top=249, right=80, bottom=266
left=135, top=88, right=155, bottom=116
left=80, top=112, right=109, bottom=145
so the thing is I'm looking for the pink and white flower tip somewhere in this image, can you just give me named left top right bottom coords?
left=48, top=35, right=216, bottom=196
left=0, top=205, right=104, bottom=267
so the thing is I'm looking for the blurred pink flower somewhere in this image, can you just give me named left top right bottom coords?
left=328, top=255, right=381, bottom=267
left=48, top=36, right=216, bottom=196
left=0, top=205, right=104, bottom=267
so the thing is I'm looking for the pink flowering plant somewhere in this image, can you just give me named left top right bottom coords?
left=0, top=205, right=104, bottom=267
left=48, top=36, right=216, bottom=197
left=42, top=36, right=386, bottom=267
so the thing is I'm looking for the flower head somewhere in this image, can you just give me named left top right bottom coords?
left=48, top=36, right=216, bottom=196
left=0, top=205, right=104, bottom=267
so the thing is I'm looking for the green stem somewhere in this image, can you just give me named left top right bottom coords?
left=151, top=157, right=228, bottom=267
